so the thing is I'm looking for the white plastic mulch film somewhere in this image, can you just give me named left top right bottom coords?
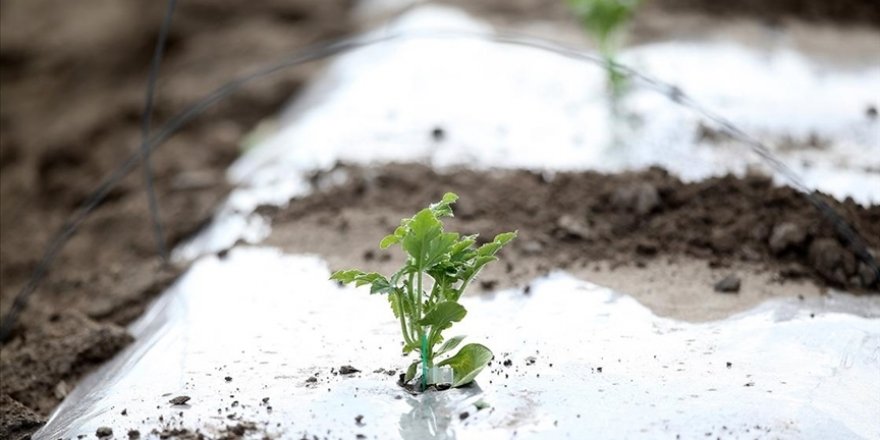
left=174, top=7, right=879, bottom=261
left=40, top=248, right=880, bottom=439
left=38, top=4, right=880, bottom=440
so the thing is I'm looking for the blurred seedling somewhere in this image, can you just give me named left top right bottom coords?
left=567, top=0, right=641, bottom=98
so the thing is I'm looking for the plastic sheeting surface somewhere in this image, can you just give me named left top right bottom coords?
left=36, top=5, right=880, bottom=439
left=175, top=6, right=880, bottom=261
left=39, top=248, right=880, bottom=439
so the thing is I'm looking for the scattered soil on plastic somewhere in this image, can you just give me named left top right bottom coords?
left=2, top=0, right=877, bottom=437
left=265, top=163, right=879, bottom=294
left=0, top=1, right=351, bottom=437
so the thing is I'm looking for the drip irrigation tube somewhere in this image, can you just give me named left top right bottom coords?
left=1, top=29, right=876, bottom=343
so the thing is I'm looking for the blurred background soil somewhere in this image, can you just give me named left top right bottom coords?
left=1, top=1, right=351, bottom=436
left=0, top=0, right=877, bottom=438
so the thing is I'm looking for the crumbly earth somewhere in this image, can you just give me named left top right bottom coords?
left=439, top=0, right=880, bottom=26
left=262, top=163, right=878, bottom=318
left=0, top=1, right=351, bottom=438
left=1, top=0, right=878, bottom=438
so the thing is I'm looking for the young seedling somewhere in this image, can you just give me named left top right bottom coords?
left=567, top=0, right=641, bottom=98
left=330, top=193, right=516, bottom=391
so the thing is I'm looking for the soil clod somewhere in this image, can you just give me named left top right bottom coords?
left=768, top=222, right=807, bottom=254
left=431, top=127, right=446, bottom=142
left=339, top=365, right=360, bottom=375
left=96, top=426, right=113, bottom=438
left=169, top=395, right=191, bottom=406
left=611, top=182, right=661, bottom=215
left=714, top=275, right=742, bottom=293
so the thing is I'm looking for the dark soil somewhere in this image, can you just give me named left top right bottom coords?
left=0, top=1, right=351, bottom=438
left=652, top=0, right=880, bottom=26
left=1, top=0, right=876, bottom=438
left=441, top=0, right=880, bottom=26
left=269, top=163, right=879, bottom=292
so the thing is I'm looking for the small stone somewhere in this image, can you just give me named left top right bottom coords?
left=459, top=411, right=470, bottom=420
left=339, top=365, right=360, bottom=375
left=96, top=427, right=113, bottom=438
left=809, top=238, right=856, bottom=285
left=857, top=262, right=878, bottom=288
left=714, top=274, right=741, bottom=293
left=355, top=415, right=364, bottom=425
left=556, top=214, right=591, bottom=239
left=305, top=376, right=318, bottom=383
left=224, top=376, right=232, bottom=382
left=525, top=356, right=536, bottom=366
left=479, top=279, right=498, bottom=290
left=768, top=222, right=806, bottom=254
left=169, top=395, right=190, bottom=406
left=611, top=183, right=660, bottom=215
left=127, top=429, right=140, bottom=439
left=635, top=240, right=658, bottom=256
left=54, top=381, right=69, bottom=400
left=431, top=127, right=446, bottom=142
left=521, top=240, right=544, bottom=255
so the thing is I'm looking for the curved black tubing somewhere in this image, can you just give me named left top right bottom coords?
left=1, top=28, right=876, bottom=342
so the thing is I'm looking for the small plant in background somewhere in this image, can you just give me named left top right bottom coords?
left=331, top=193, right=516, bottom=391
left=567, top=0, right=641, bottom=98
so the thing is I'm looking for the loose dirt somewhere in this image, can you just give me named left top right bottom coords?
left=263, top=163, right=879, bottom=318
left=0, top=1, right=351, bottom=438
left=2, top=0, right=878, bottom=438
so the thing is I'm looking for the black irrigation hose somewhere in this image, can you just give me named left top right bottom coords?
left=1, top=29, right=877, bottom=343
left=141, top=0, right=178, bottom=264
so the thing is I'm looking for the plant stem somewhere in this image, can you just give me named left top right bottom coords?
left=417, top=270, right=427, bottom=389
left=417, top=271, right=423, bottom=320
left=420, top=333, right=428, bottom=391
left=396, top=293, right=414, bottom=346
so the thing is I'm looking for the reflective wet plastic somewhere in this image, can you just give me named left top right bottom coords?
left=37, top=5, right=880, bottom=439
left=39, top=247, right=880, bottom=439
left=175, top=6, right=879, bottom=261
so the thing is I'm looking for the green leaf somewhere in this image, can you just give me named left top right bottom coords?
left=330, top=270, right=392, bottom=294
left=387, top=290, right=401, bottom=319
left=435, top=335, right=466, bottom=356
left=568, top=0, right=640, bottom=45
left=437, top=343, right=493, bottom=387
left=476, top=231, right=517, bottom=257
left=402, top=210, right=458, bottom=272
left=404, top=361, right=419, bottom=383
left=379, top=224, right=407, bottom=249
left=329, top=269, right=365, bottom=284
left=402, top=209, right=440, bottom=268
left=429, top=192, right=459, bottom=218
left=418, top=301, right=467, bottom=327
